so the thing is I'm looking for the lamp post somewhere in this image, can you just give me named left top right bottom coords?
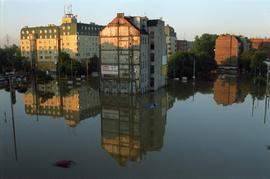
left=193, top=56, right=196, bottom=80
left=263, top=59, right=270, bottom=123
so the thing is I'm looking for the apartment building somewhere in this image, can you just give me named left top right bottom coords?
left=99, top=13, right=167, bottom=94
left=250, top=38, right=270, bottom=49
left=20, top=11, right=103, bottom=72
left=250, top=38, right=270, bottom=57
left=164, top=25, right=177, bottom=57
left=176, top=40, right=193, bottom=52
left=215, top=34, right=242, bottom=66
left=148, top=20, right=167, bottom=91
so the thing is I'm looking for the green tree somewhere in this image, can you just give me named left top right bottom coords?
left=58, top=52, right=86, bottom=77
left=250, top=50, right=267, bottom=76
left=238, top=50, right=254, bottom=72
left=169, top=34, right=218, bottom=80
left=192, top=33, right=218, bottom=60
left=0, top=44, right=30, bottom=74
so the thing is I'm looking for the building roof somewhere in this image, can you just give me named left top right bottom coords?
left=147, top=20, right=160, bottom=26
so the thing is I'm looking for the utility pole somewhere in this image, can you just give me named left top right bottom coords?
left=6, top=34, right=9, bottom=47
left=9, top=76, right=18, bottom=161
left=193, top=57, right=196, bottom=80
left=263, top=60, right=270, bottom=123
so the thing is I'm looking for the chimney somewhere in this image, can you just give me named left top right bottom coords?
left=117, top=13, right=124, bottom=18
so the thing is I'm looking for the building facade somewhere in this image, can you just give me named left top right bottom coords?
left=164, top=25, right=177, bottom=57
left=176, top=40, right=188, bottom=52
left=214, top=34, right=242, bottom=66
left=20, top=12, right=103, bottom=72
left=100, top=13, right=167, bottom=94
left=148, top=20, right=167, bottom=91
left=176, top=40, right=193, bottom=53
left=250, top=38, right=270, bottom=49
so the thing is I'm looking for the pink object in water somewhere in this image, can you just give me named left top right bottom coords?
left=54, top=160, right=75, bottom=168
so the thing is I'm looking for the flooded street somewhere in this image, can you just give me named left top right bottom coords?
left=1, top=75, right=270, bottom=178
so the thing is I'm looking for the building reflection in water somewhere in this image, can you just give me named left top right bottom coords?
left=213, top=74, right=240, bottom=106
left=100, top=89, right=174, bottom=166
left=24, top=80, right=100, bottom=127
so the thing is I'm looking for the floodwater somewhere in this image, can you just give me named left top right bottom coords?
left=1, top=74, right=270, bottom=179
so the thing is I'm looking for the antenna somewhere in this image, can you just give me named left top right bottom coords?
left=64, top=5, right=66, bottom=15
left=6, top=34, right=9, bottom=47
left=66, top=4, right=73, bottom=14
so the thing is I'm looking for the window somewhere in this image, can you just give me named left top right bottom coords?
left=22, top=31, right=24, bottom=34
left=150, top=31, right=155, bottom=39
left=150, top=53, right=155, bottom=62
left=150, top=78, right=154, bottom=87
left=150, top=65, right=154, bottom=74
left=44, top=30, right=47, bottom=33
left=150, top=44, right=155, bottom=50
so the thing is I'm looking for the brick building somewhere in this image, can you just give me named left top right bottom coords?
left=250, top=38, right=270, bottom=57
left=214, top=34, right=242, bottom=66
left=250, top=38, right=270, bottom=49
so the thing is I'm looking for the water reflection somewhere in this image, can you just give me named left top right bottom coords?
left=213, top=74, right=240, bottom=106
left=2, top=75, right=270, bottom=177
left=22, top=75, right=270, bottom=128
left=24, top=80, right=100, bottom=127
left=21, top=79, right=175, bottom=166
left=100, top=90, right=173, bottom=166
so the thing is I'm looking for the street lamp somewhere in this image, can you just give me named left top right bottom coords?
left=264, top=59, right=270, bottom=91
left=263, top=59, right=270, bottom=123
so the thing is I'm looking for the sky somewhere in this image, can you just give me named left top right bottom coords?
left=0, top=0, right=270, bottom=46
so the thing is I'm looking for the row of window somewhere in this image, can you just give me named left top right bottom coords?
left=22, top=29, right=58, bottom=35
left=22, top=25, right=102, bottom=35
left=79, top=26, right=101, bottom=31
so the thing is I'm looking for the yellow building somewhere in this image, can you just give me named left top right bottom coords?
left=20, top=11, right=104, bottom=72
left=24, top=80, right=100, bottom=127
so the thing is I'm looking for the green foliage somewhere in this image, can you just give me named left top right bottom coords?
left=0, top=45, right=30, bottom=74
left=169, top=34, right=218, bottom=79
left=58, top=52, right=86, bottom=76
left=168, top=51, right=216, bottom=80
left=89, top=55, right=99, bottom=73
left=239, top=49, right=268, bottom=75
left=192, top=33, right=218, bottom=59
left=36, top=70, right=54, bottom=82
left=168, top=52, right=194, bottom=78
